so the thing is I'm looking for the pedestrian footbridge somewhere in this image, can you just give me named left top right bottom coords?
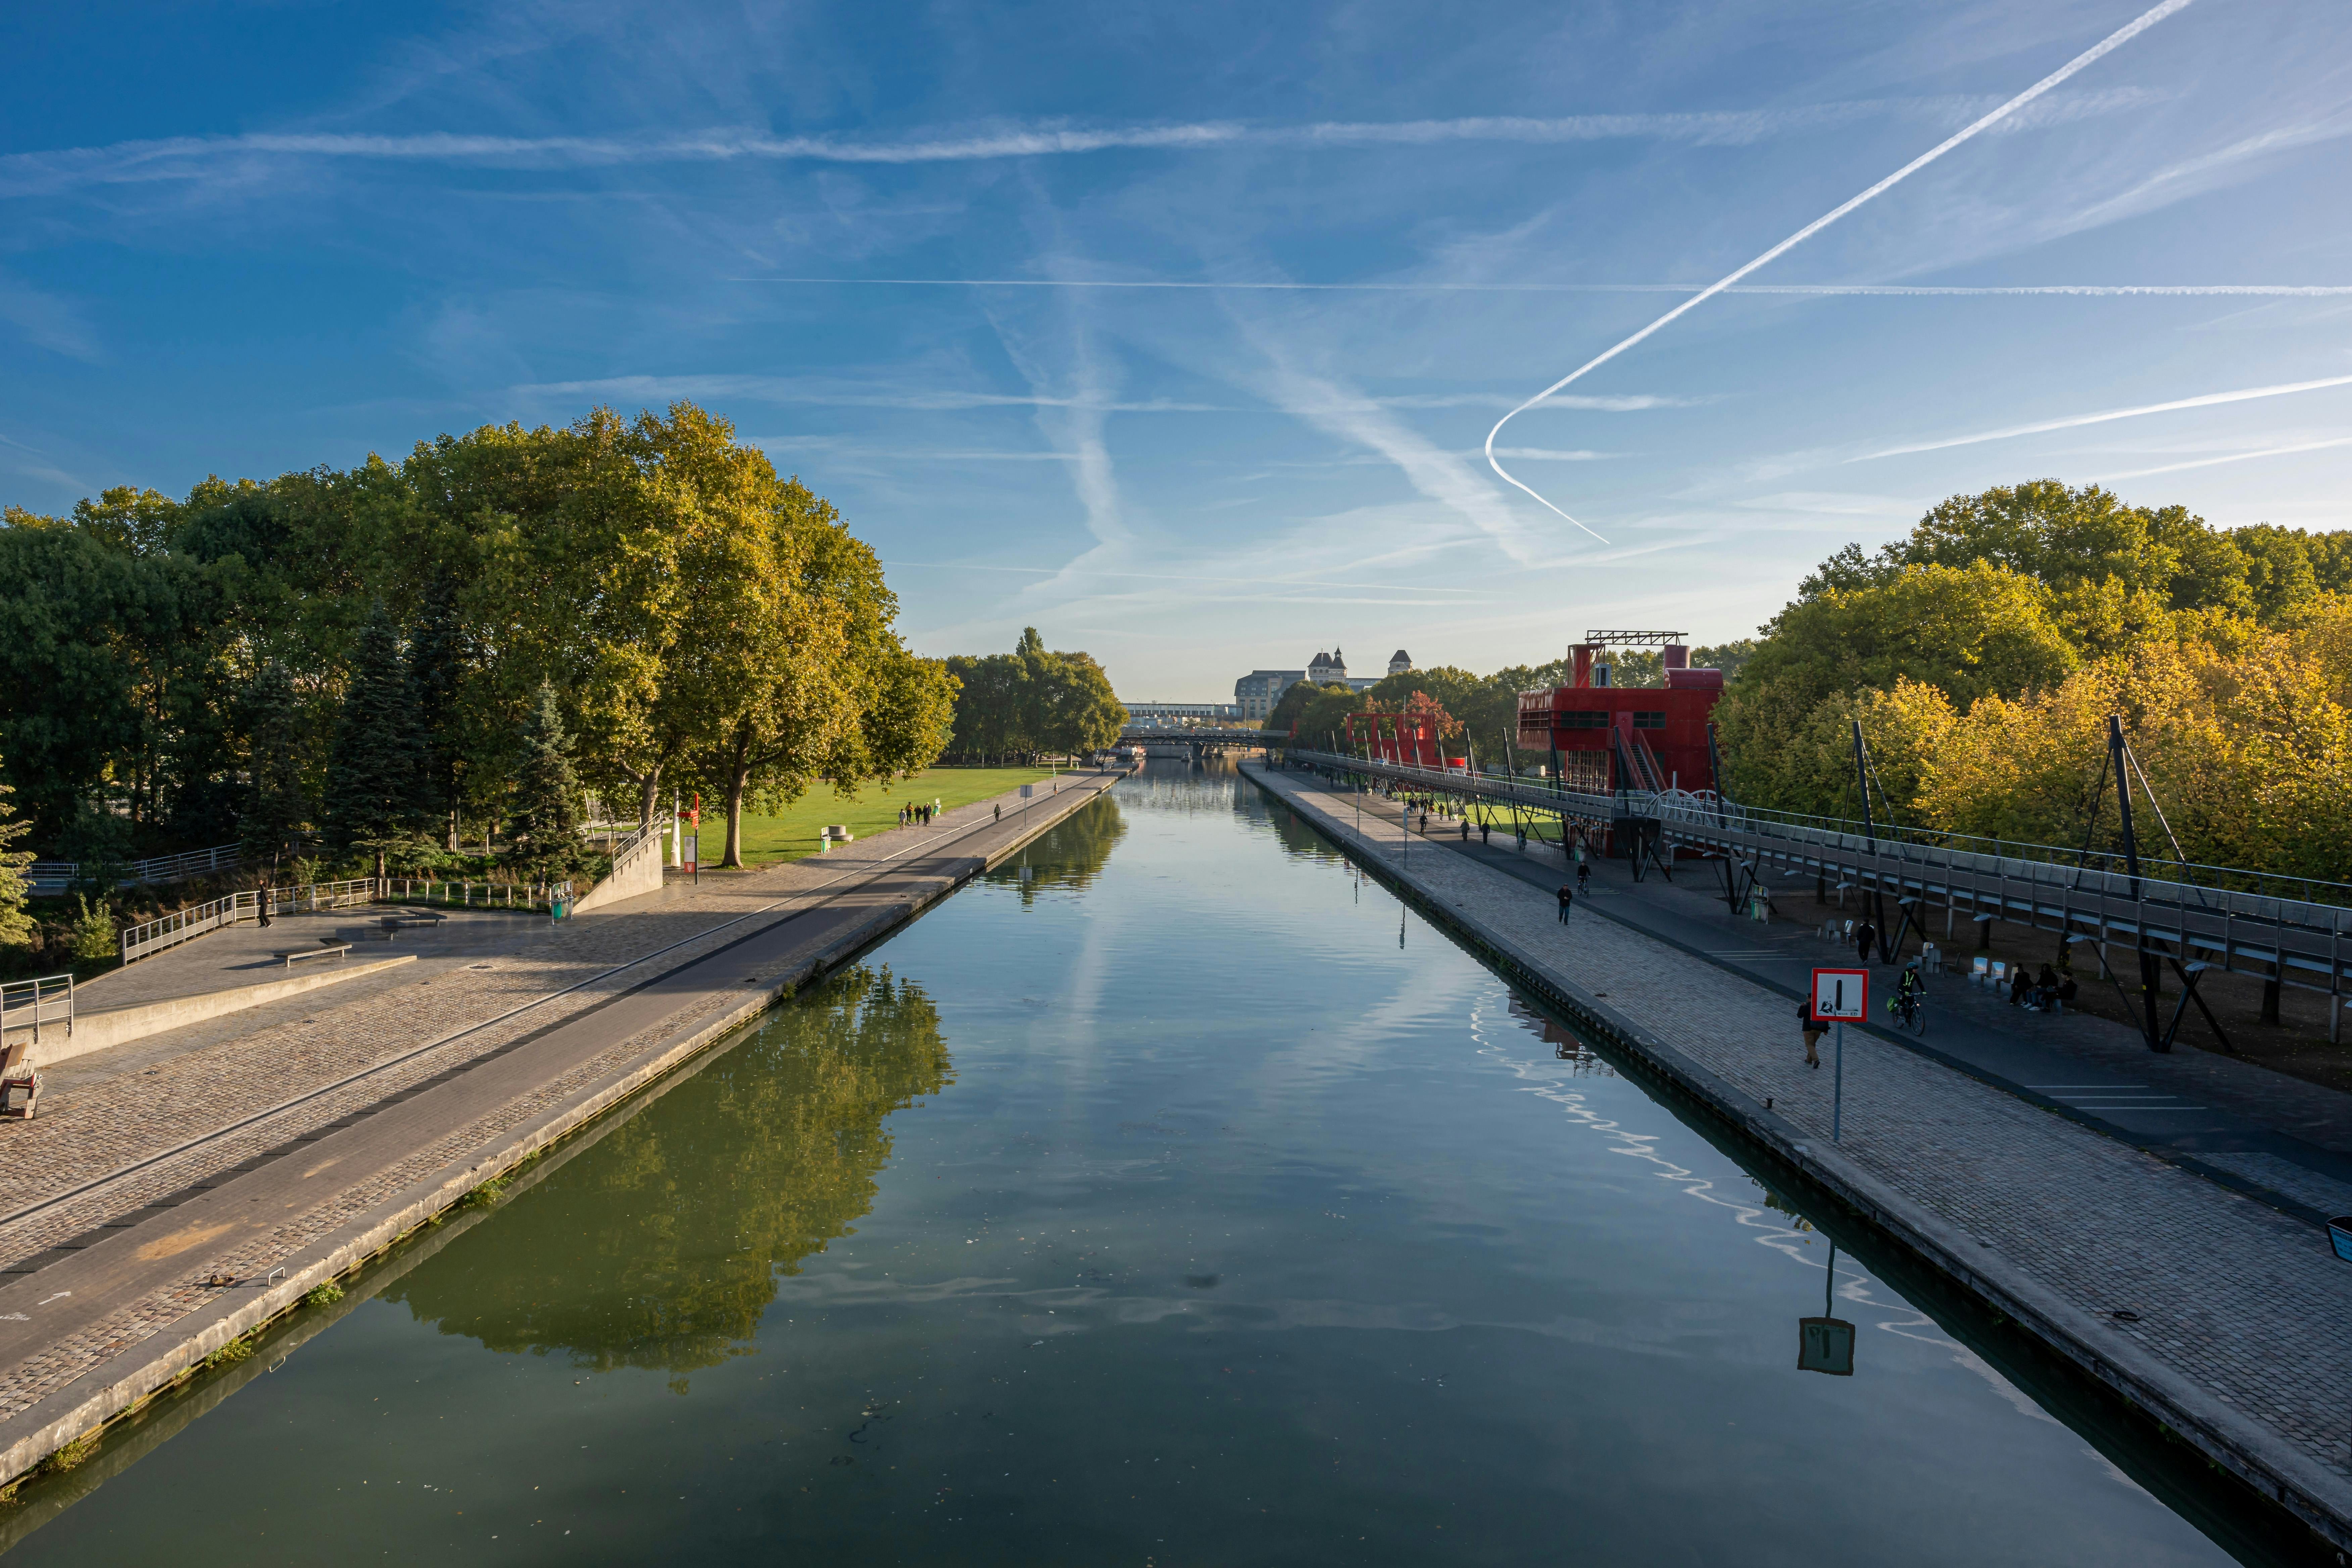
left=1281, top=749, right=2351, bottom=1049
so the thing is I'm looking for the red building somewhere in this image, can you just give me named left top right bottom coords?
left=1514, top=637, right=1724, bottom=796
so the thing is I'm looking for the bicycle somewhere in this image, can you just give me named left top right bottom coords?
left=1887, top=990, right=1927, bottom=1037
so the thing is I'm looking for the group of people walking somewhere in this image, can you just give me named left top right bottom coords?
left=898, top=800, right=940, bottom=829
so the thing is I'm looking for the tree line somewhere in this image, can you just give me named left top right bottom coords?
left=1711, top=482, right=2351, bottom=883
left=1260, top=479, right=2347, bottom=884
left=943, top=628, right=1127, bottom=761
left=0, top=402, right=957, bottom=885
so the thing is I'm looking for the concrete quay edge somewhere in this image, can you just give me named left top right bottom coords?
left=1244, top=760, right=2352, bottom=1555
left=0, top=770, right=1123, bottom=1493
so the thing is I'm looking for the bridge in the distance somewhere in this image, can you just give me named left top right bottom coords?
left=1120, top=727, right=1277, bottom=752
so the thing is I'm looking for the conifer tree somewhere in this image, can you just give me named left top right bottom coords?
left=239, top=660, right=311, bottom=875
left=0, top=771, right=34, bottom=948
left=321, top=600, right=428, bottom=877
left=508, top=684, right=585, bottom=884
left=409, top=571, right=466, bottom=851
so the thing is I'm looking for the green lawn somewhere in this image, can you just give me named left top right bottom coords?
left=682, top=766, right=1059, bottom=868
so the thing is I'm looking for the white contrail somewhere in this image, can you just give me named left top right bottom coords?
left=732, top=277, right=2352, bottom=297
left=1854, top=374, right=2352, bottom=460
left=1482, top=0, right=2200, bottom=546
left=2096, top=434, right=2352, bottom=480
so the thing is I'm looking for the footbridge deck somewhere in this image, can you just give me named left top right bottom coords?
left=1283, top=750, right=2352, bottom=1010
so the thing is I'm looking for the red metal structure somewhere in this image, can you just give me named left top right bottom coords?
left=1343, top=709, right=1463, bottom=770
left=1514, top=632, right=1725, bottom=795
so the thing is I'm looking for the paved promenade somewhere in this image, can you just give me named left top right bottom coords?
left=1346, top=782, right=2352, bottom=1222
left=1247, top=761, right=2352, bottom=1553
left=0, top=771, right=1122, bottom=1486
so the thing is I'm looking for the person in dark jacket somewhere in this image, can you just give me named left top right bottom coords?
left=1854, top=920, right=1876, bottom=965
left=1800, top=997, right=1825, bottom=1068
left=2009, top=966, right=2033, bottom=1008
left=1556, top=884, right=1574, bottom=924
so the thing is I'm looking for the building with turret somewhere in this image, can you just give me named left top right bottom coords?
left=1387, top=649, right=1412, bottom=676
left=1234, top=646, right=1382, bottom=720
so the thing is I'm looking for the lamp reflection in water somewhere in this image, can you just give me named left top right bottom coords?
left=1799, top=1241, right=1857, bottom=1377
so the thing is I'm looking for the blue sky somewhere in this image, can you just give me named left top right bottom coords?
left=3, top=0, right=2348, bottom=699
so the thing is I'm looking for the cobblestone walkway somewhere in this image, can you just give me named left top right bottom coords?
left=1255, top=766, right=2352, bottom=1492
left=0, top=788, right=1068, bottom=1272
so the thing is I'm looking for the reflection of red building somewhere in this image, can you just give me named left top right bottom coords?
left=1514, top=638, right=1724, bottom=795
left=1343, top=709, right=1465, bottom=770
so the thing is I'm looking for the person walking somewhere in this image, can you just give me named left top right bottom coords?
left=1799, top=997, right=1825, bottom=1068
left=256, top=875, right=274, bottom=929
left=1556, top=884, right=1574, bottom=924
left=993, top=802, right=1002, bottom=823
left=1459, top=819, right=1469, bottom=843
left=1479, top=821, right=1490, bottom=846
left=1854, top=919, right=1876, bottom=965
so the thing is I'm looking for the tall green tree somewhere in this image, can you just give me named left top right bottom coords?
left=409, top=570, right=468, bottom=850
left=0, top=772, right=36, bottom=949
left=321, top=601, right=429, bottom=876
left=508, top=685, right=587, bottom=883
left=943, top=628, right=1124, bottom=759
left=239, top=661, right=312, bottom=874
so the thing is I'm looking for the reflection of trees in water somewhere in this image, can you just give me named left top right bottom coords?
left=381, top=966, right=950, bottom=1380
left=985, top=794, right=1125, bottom=904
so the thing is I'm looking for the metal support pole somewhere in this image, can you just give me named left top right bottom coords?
left=1832, top=1022, right=1844, bottom=1142
left=2110, top=715, right=2164, bottom=1052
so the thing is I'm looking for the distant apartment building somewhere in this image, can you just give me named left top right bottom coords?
left=1234, top=647, right=1382, bottom=721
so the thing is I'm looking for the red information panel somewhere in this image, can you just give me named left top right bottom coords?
left=1810, top=968, right=1868, bottom=1024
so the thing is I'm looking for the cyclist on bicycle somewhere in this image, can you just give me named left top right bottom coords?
left=1575, top=853, right=1591, bottom=896
left=1890, top=961, right=1924, bottom=1024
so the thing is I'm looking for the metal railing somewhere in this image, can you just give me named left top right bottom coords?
left=1284, top=750, right=2352, bottom=1002
left=118, top=878, right=379, bottom=965
left=604, top=817, right=661, bottom=867
left=378, top=877, right=566, bottom=913
left=28, top=842, right=241, bottom=894
left=0, top=974, right=74, bottom=1044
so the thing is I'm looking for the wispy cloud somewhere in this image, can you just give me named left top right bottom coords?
left=1256, top=359, right=1547, bottom=566
left=511, top=372, right=1236, bottom=413
left=0, top=272, right=103, bottom=362
left=883, top=560, right=1487, bottom=594
left=0, top=94, right=2170, bottom=199
left=2092, top=434, right=2352, bottom=480
left=512, top=373, right=1686, bottom=418
left=730, top=277, right=2352, bottom=298
left=1852, top=373, right=2352, bottom=461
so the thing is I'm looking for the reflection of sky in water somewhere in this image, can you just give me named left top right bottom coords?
left=5, top=760, right=2237, bottom=1567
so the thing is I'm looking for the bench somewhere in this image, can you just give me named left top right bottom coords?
left=273, top=942, right=351, bottom=969
left=378, top=913, right=447, bottom=937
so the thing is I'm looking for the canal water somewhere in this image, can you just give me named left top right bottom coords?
left=4, top=765, right=2254, bottom=1564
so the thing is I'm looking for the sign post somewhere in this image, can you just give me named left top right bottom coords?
left=1810, top=968, right=1867, bottom=1142
left=1020, top=781, right=1035, bottom=826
